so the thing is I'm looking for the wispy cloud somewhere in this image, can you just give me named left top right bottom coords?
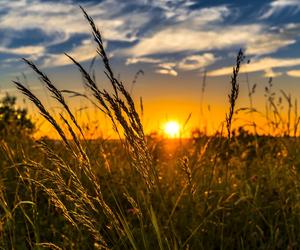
left=0, top=1, right=143, bottom=42
left=0, top=0, right=151, bottom=67
left=264, top=68, right=283, bottom=78
left=156, top=63, right=178, bottom=76
left=260, top=0, right=300, bottom=19
left=0, top=0, right=300, bottom=76
left=125, top=57, right=162, bottom=65
left=42, top=39, right=97, bottom=67
left=127, top=53, right=217, bottom=76
left=287, top=69, right=300, bottom=77
left=0, top=45, right=45, bottom=56
left=127, top=23, right=296, bottom=57
left=208, top=57, right=300, bottom=77
left=178, top=53, right=218, bottom=71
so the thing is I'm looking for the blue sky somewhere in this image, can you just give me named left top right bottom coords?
left=1, top=0, right=300, bottom=135
left=1, top=0, right=300, bottom=78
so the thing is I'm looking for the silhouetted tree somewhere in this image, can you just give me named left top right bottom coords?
left=0, top=94, right=34, bottom=137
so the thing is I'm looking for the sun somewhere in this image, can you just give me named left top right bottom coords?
left=164, top=121, right=180, bottom=138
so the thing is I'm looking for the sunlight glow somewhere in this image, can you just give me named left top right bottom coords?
left=164, top=121, right=180, bottom=138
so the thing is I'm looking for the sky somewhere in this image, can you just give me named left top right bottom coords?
left=1, top=0, right=300, bottom=137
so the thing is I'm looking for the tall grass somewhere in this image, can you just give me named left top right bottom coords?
left=0, top=6, right=300, bottom=250
left=226, top=49, right=244, bottom=141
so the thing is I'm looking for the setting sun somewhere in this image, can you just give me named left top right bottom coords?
left=164, top=121, right=181, bottom=138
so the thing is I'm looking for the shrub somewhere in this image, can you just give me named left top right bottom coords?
left=0, top=94, right=34, bottom=137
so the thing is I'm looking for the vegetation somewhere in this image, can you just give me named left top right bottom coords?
left=1, top=7, right=300, bottom=250
left=0, top=94, right=34, bottom=137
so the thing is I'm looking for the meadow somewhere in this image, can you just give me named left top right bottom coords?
left=1, top=7, right=300, bottom=250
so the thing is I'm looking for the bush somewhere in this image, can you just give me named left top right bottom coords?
left=0, top=94, right=34, bottom=137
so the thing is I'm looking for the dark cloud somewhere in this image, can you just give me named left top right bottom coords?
left=4, top=28, right=53, bottom=48
left=47, top=33, right=90, bottom=54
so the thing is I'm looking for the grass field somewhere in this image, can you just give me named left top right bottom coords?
left=1, top=7, right=300, bottom=250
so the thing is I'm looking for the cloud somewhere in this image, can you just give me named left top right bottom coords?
left=0, top=0, right=159, bottom=70
left=156, top=68, right=178, bottom=76
left=178, top=53, right=218, bottom=71
left=125, top=57, right=162, bottom=65
left=0, top=0, right=152, bottom=67
left=42, top=39, right=97, bottom=67
left=127, top=24, right=295, bottom=57
left=149, top=0, right=227, bottom=23
left=0, top=1, right=138, bottom=42
left=287, top=70, right=300, bottom=77
left=156, top=63, right=178, bottom=76
left=245, top=36, right=295, bottom=55
left=127, top=52, right=218, bottom=76
left=125, top=6, right=236, bottom=56
left=208, top=57, right=300, bottom=77
left=152, top=53, right=217, bottom=76
left=0, top=0, right=299, bottom=73
left=126, top=52, right=217, bottom=77
left=260, top=0, right=300, bottom=19
left=122, top=4, right=300, bottom=59
left=264, top=68, right=283, bottom=78
left=0, top=45, right=45, bottom=56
